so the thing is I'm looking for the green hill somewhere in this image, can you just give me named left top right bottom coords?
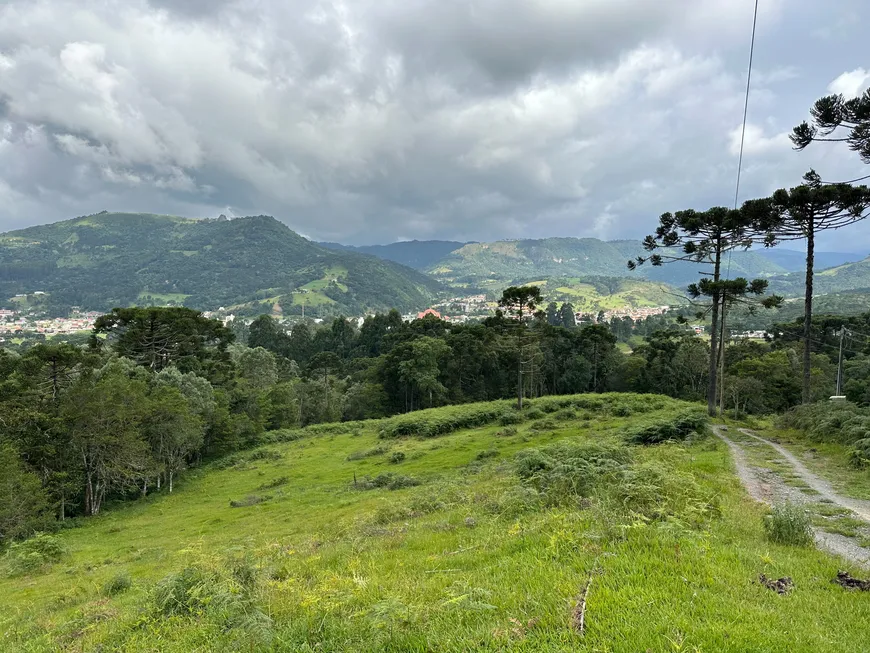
left=531, top=276, right=682, bottom=311
left=0, top=213, right=442, bottom=316
left=318, top=239, right=467, bottom=270
left=2, top=395, right=868, bottom=651
left=426, top=237, right=788, bottom=290
left=769, top=255, right=870, bottom=297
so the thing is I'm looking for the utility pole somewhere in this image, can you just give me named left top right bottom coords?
left=836, top=325, right=846, bottom=396
left=719, top=301, right=727, bottom=415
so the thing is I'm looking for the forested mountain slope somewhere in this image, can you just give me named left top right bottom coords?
left=318, top=239, right=467, bottom=270
left=0, top=213, right=442, bottom=316
left=425, top=237, right=789, bottom=289
left=769, top=255, right=870, bottom=296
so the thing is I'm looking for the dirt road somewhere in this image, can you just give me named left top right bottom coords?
left=713, top=425, right=870, bottom=567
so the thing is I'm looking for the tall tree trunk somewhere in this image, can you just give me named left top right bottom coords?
left=706, top=250, right=722, bottom=417
left=169, top=470, right=174, bottom=494
left=802, top=226, right=815, bottom=404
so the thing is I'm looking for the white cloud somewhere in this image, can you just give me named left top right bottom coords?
left=0, top=0, right=867, bottom=251
left=828, top=68, right=870, bottom=97
left=729, top=123, right=791, bottom=157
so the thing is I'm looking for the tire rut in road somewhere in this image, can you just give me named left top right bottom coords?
left=713, top=425, right=870, bottom=568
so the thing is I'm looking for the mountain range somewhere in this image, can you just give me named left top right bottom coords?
left=321, top=237, right=865, bottom=287
left=2, top=212, right=869, bottom=318
left=0, top=213, right=440, bottom=316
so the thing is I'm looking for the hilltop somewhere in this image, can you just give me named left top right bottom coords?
left=2, top=395, right=869, bottom=651
left=0, top=213, right=442, bottom=316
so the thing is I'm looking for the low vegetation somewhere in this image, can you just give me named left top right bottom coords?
left=1, top=395, right=869, bottom=651
left=764, top=504, right=814, bottom=546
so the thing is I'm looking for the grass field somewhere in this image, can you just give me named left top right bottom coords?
left=136, top=292, right=191, bottom=304
left=2, top=395, right=869, bottom=652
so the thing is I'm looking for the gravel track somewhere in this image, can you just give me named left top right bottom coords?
left=713, top=425, right=870, bottom=568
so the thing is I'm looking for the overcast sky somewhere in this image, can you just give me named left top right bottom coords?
left=1, top=0, right=869, bottom=250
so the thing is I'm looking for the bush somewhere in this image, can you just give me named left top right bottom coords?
left=377, top=394, right=684, bottom=439
left=154, top=566, right=236, bottom=617
left=388, top=451, right=406, bottom=464
left=779, top=402, right=870, bottom=444
left=257, top=476, right=289, bottom=490
left=496, top=426, right=518, bottom=437
left=346, top=446, right=389, bottom=461
left=3, top=533, right=66, bottom=576
left=475, top=449, right=499, bottom=461
left=764, top=504, right=813, bottom=546
left=607, top=461, right=713, bottom=523
left=524, top=408, right=545, bottom=420
left=229, top=495, right=270, bottom=508
left=499, top=412, right=524, bottom=425
left=849, top=439, right=870, bottom=468
left=378, top=401, right=514, bottom=438
left=554, top=408, right=577, bottom=421
left=624, top=410, right=707, bottom=445
left=104, top=571, right=133, bottom=596
left=259, top=428, right=303, bottom=443
left=529, top=418, right=558, bottom=431
left=357, top=473, right=421, bottom=490
left=516, top=442, right=632, bottom=504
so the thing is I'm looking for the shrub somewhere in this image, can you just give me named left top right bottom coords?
left=257, top=476, right=289, bottom=490
left=475, top=449, right=500, bottom=461
left=524, top=408, right=545, bottom=420
left=3, top=533, right=66, bottom=576
left=515, top=442, right=632, bottom=504
left=388, top=451, right=406, bottom=464
left=154, top=566, right=235, bottom=617
left=229, top=495, right=270, bottom=508
left=779, top=402, right=870, bottom=444
left=606, top=461, right=713, bottom=523
left=152, top=560, right=273, bottom=645
left=378, top=401, right=513, bottom=438
left=104, top=571, right=132, bottom=596
left=764, top=504, right=813, bottom=546
left=259, top=428, right=303, bottom=443
left=247, top=450, right=283, bottom=462
left=496, top=426, right=518, bottom=437
left=529, top=418, right=558, bottom=431
left=624, top=410, right=707, bottom=445
left=849, top=439, right=870, bottom=469
left=346, top=446, right=389, bottom=461
left=357, top=473, right=421, bottom=490
left=554, top=408, right=577, bottom=421
left=499, top=412, right=524, bottom=425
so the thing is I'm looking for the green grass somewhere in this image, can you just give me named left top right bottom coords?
left=136, top=292, right=191, bottom=304
left=2, top=396, right=870, bottom=651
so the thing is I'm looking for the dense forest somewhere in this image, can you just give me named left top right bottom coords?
left=0, top=213, right=441, bottom=316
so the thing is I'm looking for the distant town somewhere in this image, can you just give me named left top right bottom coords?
left=1, top=291, right=771, bottom=344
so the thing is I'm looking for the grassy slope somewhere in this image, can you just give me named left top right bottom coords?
left=427, top=238, right=788, bottom=291
left=3, top=397, right=869, bottom=652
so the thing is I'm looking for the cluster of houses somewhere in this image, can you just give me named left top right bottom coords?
left=0, top=307, right=102, bottom=336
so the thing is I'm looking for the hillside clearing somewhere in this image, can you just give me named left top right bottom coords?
left=2, top=395, right=870, bottom=652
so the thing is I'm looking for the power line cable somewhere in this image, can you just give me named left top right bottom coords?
left=720, top=0, right=761, bottom=414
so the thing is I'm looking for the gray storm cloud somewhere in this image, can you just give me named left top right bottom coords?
left=0, top=0, right=868, bottom=250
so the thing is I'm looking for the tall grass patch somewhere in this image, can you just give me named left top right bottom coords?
left=764, top=504, right=813, bottom=546
left=623, top=410, right=708, bottom=445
